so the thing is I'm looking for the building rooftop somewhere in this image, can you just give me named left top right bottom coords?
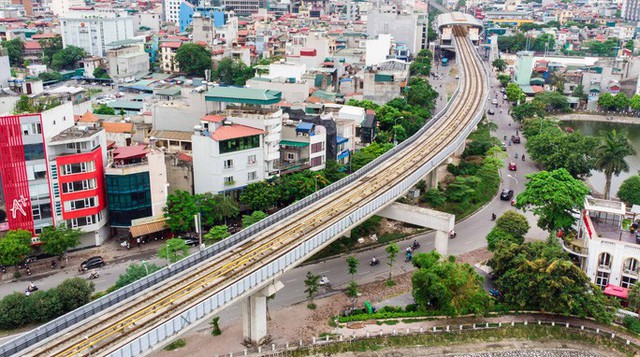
left=205, top=87, right=282, bottom=105
left=50, top=125, right=102, bottom=143
left=78, top=110, right=100, bottom=123
left=107, top=100, right=144, bottom=110
left=201, top=114, right=226, bottom=123
left=113, top=144, right=149, bottom=160
left=148, top=129, right=192, bottom=141
left=210, top=124, right=265, bottom=141
left=102, top=121, right=134, bottom=133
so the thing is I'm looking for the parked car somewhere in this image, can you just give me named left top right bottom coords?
left=491, top=99, right=498, bottom=105
left=511, top=135, right=521, bottom=144
left=508, top=162, right=517, bottom=171
left=500, top=189, right=514, bottom=201
left=182, top=237, right=199, bottom=246
left=488, top=109, right=495, bottom=115
left=80, top=256, right=105, bottom=271
left=500, top=88, right=506, bottom=94
left=501, top=142, right=507, bottom=151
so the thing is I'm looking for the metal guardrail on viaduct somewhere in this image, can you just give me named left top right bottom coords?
left=1, top=31, right=488, bottom=357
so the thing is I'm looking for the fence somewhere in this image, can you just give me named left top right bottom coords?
left=225, top=319, right=640, bottom=357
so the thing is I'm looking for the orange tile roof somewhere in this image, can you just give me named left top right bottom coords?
left=102, top=121, right=134, bottom=133
left=160, top=41, right=182, bottom=49
left=210, top=124, right=264, bottom=141
left=24, top=41, right=41, bottom=50
left=78, top=110, right=100, bottom=123
left=201, top=114, right=225, bottom=122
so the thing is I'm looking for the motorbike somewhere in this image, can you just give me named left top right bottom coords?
left=405, top=253, right=412, bottom=262
left=319, top=276, right=330, bottom=286
left=26, top=284, right=38, bottom=293
left=1, top=265, right=5, bottom=273
left=370, top=259, right=380, bottom=266
left=87, top=271, right=100, bottom=280
left=449, top=231, right=457, bottom=239
left=491, top=213, right=497, bottom=221
left=522, top=155, right=525, bottom=161
left=50, top=260, right=57, bottom=269
left=412, top=241, right=420, bottom=250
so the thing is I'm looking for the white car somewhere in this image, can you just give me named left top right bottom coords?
left=97, top=98, right=116, bottom=105
left=491, top=99, right=498, bottom=105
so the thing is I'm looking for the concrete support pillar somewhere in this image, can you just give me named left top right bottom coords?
left=454, top=140, right=466, bottom=157
left=242, top=281, right=284, bottom=344
left=425, top=169, right=439, bottom=189
left=378, top=203, right=454, bottom=256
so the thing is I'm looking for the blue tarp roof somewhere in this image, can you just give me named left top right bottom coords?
left=296, top=122, right=314, bottom=132
left=336, top=136, right=348, bottom=145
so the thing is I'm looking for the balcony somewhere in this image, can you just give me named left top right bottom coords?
left=624, top=269, right=639, bottom=276
left=598, top=264, right=612, bottom=272
left=105, top=159, right=149, bottom=176
left=276, top=160, right=310, bottom=175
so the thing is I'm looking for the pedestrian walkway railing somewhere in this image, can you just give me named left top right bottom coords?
left=0, top=40, right=477, bottom=357
left=226, top=318, right=639, bottom=357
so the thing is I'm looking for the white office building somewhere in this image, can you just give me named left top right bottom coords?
left=164, top=0, right=183, bottom=25
left=61, top=12, right=135, bottom=58
left=50, top=0, right=85, bottom=16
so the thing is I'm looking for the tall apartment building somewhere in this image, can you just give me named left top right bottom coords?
left=105, top=144, right=168, bottom=228
left=164, top=0, right=183, bottom=25
left=366, top=8, right=428, bottom=54
left=50, top=0, right=84, bottom=16
left=623, top=0, right=640, bottom=22
left=221, top=0, right=267, bottom=15
left=61, top=12, right=135, bottom=58
left=107, top=43, right=150, bottom=82
left=0, top=103, right=109, bottom=247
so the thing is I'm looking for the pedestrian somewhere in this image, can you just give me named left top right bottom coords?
left=136, top=237, right=141, bottom=248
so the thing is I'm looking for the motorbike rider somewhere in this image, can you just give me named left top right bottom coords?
left=491, top=213, right=497, bottom=221
left=449, top=230, right=456, bottom=238
left=371, top=257, right=378, bottom=265
left=412, top=240, right=419, bottom=249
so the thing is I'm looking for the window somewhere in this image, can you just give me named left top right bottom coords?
left=286, top=153, right=296, bottom=161
left=311, top=156, right=323, bottom=167
left=598, top=252, right=612, bottom=268
left=248, top=171, right=257, bottom=181
left=595, top=271, right=609, bottom=288
left=62, top=179, right=96, bottom=193
left=224, top=159, right=234, bottom=169
left=67, top=196, right=98, bottom=211
left=62, top=161, right=95, bottom=175
left=247, top=155, right=257, bottom=165
left=622, top=275, right=638, bottom=289
left=624, top=258, right=639, bottom=275
left=224, top=176, right=234, bottom=185
left=23, top=144, right=45, bottom=161
left=311, top=142, right=324, bottom=153
left=69, top=214, right=98, bottom=228
left=219, top=135, right=260, bottom=154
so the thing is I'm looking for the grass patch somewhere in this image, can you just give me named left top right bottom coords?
left=307, top=303, right=317, bottom=310
left=378, top=232, right=406, bottom=244
left=385, top=280, right=396, bottom=287
left=293, top=325, right=638, bottom=356
left=327, top=317, right=337, bottom=328
left=163, top=338, right=186, bottom=351
left=383, top=320, right=399, bottom=325
left=401, top=318, right=434, bottom=323
left=622, top=218, right=632, bottom=230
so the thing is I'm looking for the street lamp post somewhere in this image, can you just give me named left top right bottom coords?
left=393, top=116, right=404, bottom=146
left=194, top=212, right=203, bottom=250
left=141, top=260, right=149, bottom=275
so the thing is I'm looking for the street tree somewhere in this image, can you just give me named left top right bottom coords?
left=345, top=256, right=359, bottom=298
left=204, top=225, right=230, bottom=243
left=321, top=159, right=347, bottom=183
left=630, top=94, right=640, bottom=111
left=532, top=91, right=570, bottom=111
left=157, top=238, right=190, bottom=263
left=39, top=225, right=81, bottom=259
left=38, top=35, right=62, bottom=67
left=350, top=142, right=394, bottom=171
left=409, top=49, right=432, bottom=76
left=164, top=190, right=198, bottom=233
left=1, top=38, right=24, bottom=67
left=411, top=251, right=491, bottom=316
left=175, top=43, right=213, bottom=77
left=511, top=102, right=545, bottom=122
left=594, top=129, right=636, bottom=199
left=385, top=243, right=399, bottom=281
left=617, top=175, right=640, bottom=206
left=486, top=228, right=518, bottom=252
left=51, top=46, right=86, bottom=70
left=55, top=277, right=95, bottom=313
left=598, top=92, right=616, bottom=111
left=549, top=71, right=566, bottom=93
left=489, top=241, right=614, bottom=323
left=572, top=84, right=587, bottom=102
left=93, top=66, right=110, bottom=79
left=113, top=262, right=161, bottom=290
left=497, top=74, right=510, bottom=87
left=525, top=129, right=598, bottom=179
left=420, top=188, right=447, bottom=207
left=629, top=284, right=640, bottom=313
left=613, top=92, right=630, bottom=111
left=240, top=181, right=280, bottom=211
left=506, top=82, right=525, bottom=103
left=515, top=168, right=590, bottom=232
left=242, top=210, right=268, bottom=228
left=0, top=229, right=32, bottom=267
left=198, top=193, right=239, bottom=228
left=303, top=271, right=321, bottom=308
left=492, top=58, right=507, bottom=72
left=495, top=210, right=530, bottom=239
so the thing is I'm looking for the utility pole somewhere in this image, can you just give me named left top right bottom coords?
left=195, top=212, right=203, bottom=250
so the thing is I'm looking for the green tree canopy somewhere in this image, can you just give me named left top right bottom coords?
left=598, top=92, right=616, bottom=110
left=242, top=210, right=268, bottom=228
left=39, top=225, right=81, bottom=258
left=409, top=49, right=432, bottom=76
left=94, top=104, right=115, bottom=115
left=93, top=66, right=110, bottom=79
left=2, top=38, right=24, bottom=67
left=164, top=191, right=238, bottom=233
left=630, top=94, right=640, bottom=111
left=215, top=57, right=255, bottom=86
left=0, top=229, right=32, bottom=266
left=489, top=241, right=614, bottom=323
left=38, top=71, right=62, bottom=82
left=204, top=225, right=230, bottom=243
left=55, top=277, right=95, bottom=312
left=113, top=262, right=161, bottom=290
left=240, top=181, right=280, bottom=211
left=617, top=175, right=640, bottom=206
left=572, top=84, right=587, bottom=101
left=495, top=210, right=530, bottom=239
left=51, top=46, right=86, bottom=70
left=613, top=92, right=630, bottom=110
left=175, top=43, right=213, bottom=77
left=497, top=73, right=510, bottom=87
left=531, top=33, right=555, bottom=52
left=506, top=82, right=525, bottom=103
left=595, top=129, right=636, bottom=199
left=164, top=190, right=197, bottom=232
left=629, top=284, right=640, bottom=313
left=38, top=35, right=62, bottom=67
left=351, top=142, right=394, bottom=171
left=516, top=168, right=590, bottom=232
left=157, top=238, right=190, bottom=263
left=532, top=91, right=570, bottom=111
left=412, top=251, right=492, bottom=316
left=511, top=101, right=545, bottom=122
left=525, top=128, right=598, bottom=179
left=492, top=58, right=508, bottom=72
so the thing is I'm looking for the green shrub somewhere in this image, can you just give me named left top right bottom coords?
left=623, top=316, right=640, bottom=333
left=405, top=304, right=418, bottom=312
left=164, top=338, right=186, bottom=351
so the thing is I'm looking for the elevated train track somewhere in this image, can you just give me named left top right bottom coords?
left=14, top=26, right=487, bottom=357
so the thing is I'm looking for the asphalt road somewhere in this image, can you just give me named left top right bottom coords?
left=0, top=63, right=547, bottom=345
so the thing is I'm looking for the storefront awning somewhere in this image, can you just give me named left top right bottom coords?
left=603, top=284, right=628, bottom=299
left=130, top=218, right=168, bottom=238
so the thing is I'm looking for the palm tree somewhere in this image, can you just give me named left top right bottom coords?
left=594, top=129, right=637, bottom=199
